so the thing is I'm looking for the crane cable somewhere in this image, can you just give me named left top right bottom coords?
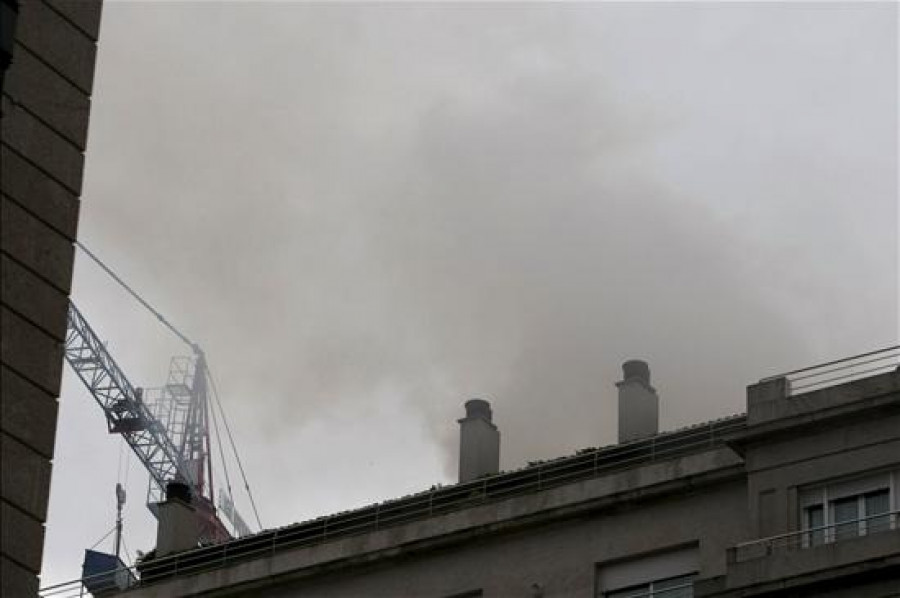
left=75, top=240, right=197, bottom=350
left=207, top=365, right=264, bottom=531
left=208, top=381, right=234, bottom=501
left=120, top=534, right=134, bottom=567
left=88, top=525, right=117, bottom=551
left=74, top=241, right=263, bottom=531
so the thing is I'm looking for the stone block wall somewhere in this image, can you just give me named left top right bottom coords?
left=1, top=1, right=103, bottom=594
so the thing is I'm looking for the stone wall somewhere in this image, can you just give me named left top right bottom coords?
left=1, top=1, right=103, bottom=594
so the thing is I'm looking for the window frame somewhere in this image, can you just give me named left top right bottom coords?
left=604, top=572, right=696, bottom=598
left=799, top=469, right=898, bottom=547
left=595, top=544, right=698, bottom=598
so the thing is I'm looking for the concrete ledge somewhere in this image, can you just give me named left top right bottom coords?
left=733, top=371, right=900, bottom=452
left=698, top=531, right=900, bottom=597
left=125, top=447, right=745, bottom=597
left=746, top=371, right=899, bottom=427
left=724, top=530, right=900, bottom=590
left=746, top=378, right=788, bottom=425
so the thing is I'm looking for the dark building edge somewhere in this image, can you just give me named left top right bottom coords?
left=1, top=1, right=103, bottom=595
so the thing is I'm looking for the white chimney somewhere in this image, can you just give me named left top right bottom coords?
left=617, top=360, right=659, bottom=443
left=156, top=481, right=200, bottom=557
left=458, top=399, right=500, bottom=483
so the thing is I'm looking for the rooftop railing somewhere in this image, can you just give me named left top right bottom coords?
left=41, top=415, right=746, bottom=595
left=39, top=566, right=137, bottom=598
left=761, top=345, right=900, bottom=397
left=730, top=509, right=900, bottom=564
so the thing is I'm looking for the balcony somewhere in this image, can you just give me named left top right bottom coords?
left=745, top=346, right=900, bottom=428
left=761, top=344, right=900, bottom=398
left=730, top=509, right=900, bottom=563
left=704, top=511, right=900, bottom=596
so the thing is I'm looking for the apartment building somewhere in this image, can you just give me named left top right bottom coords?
left=118, top=349, right=899, bottom=598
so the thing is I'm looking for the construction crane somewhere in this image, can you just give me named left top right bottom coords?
left=65, top=301, right=232, bottom=542
left=64, top=242, right=259, bottom=550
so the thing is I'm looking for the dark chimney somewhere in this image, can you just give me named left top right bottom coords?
left=617, top=359, right=659, bottom=443
left=458, top=399, right=500, bottom=482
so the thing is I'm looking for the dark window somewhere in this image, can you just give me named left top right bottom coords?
left=832, top=496, right=859, bottom=541
left=800, top=474, right=895, bottom=547
left=606, top=573, right=695, bottom=598
left=864, top=489, right=891, bottom=534
left=830, top=488, right=891, bottom=541
left=804, top=504, right=825, bottom=546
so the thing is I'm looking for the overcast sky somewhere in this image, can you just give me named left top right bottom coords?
left=41, top=1, right=897, bottom=588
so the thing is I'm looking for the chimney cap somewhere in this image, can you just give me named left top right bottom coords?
left=464, top=398, right=492, bottom=421
left=622, top=359, right=651, bottom=384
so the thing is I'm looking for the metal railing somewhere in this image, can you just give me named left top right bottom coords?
left=41, top=415, right=746, bottom=595
left=39, top=565, right=137, bottom=598
left=731, top=509, right=900, bottom=563
left=761, top=345, right=900, bottom=396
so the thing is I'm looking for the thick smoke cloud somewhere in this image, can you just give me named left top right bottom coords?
left=42, top=2, right=896, bottom=585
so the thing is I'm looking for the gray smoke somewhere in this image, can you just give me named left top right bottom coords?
left=82, top=0, right=898, bottom=472
left=43, top=3, right=896, bottom=581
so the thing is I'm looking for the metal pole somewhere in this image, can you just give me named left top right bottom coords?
left=114, top=483, right=126, bottom=560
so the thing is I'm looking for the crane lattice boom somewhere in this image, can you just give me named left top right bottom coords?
left=66, top=298, right=242, bottom=543
left=65, top=301, right=191, bottom=492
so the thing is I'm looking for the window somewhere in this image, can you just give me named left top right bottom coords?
left=804, top=504, right=824, bottom=546
left=597, top=546, right=698, bottom=598
left=865, top=489, right=892, bottom=534
left=606, top=573, right=695, bottom=598
left=833, top=495, right=861, bottom=540
left=800, top=471, right=897, bottom=547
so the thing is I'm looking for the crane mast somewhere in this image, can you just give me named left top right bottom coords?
left=182, top=350, right=215, bottom=506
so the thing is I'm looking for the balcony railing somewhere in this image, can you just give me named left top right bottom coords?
left=760, top=345, right=900, bottom=397
left=730, top=509, right=900, bottom=563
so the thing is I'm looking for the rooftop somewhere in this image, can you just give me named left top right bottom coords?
left=136, top=413, right=747, bottom=584
left=38, top=345, right=900, bottom=596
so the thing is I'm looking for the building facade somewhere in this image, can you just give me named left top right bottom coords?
left=121, top=350, right=900, bottom=598
left=1, top=1, right=104, bottom=595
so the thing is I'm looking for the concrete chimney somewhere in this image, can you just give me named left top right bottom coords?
left=156, top=481, right=200, bottom=557
left=616, top=359, right=659, bottom=443
left=458, top=399, right=500, bottom=483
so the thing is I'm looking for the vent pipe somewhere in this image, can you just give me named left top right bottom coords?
left=458, top=399, right=500, bottom=483
left=617, top=359, right=659, bottom=443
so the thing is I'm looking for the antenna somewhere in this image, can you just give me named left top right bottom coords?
left=114, top=483, right=126, bottom=560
